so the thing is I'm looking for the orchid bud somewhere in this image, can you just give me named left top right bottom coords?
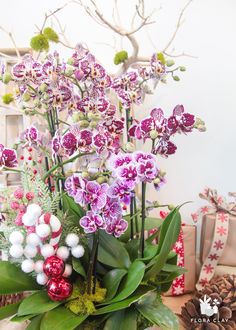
left=153, top=178, right=160, bottom=185
left=65, top=67, right=73, bottom=76
left=81, top=171, right=89, bottom=178
left=78, top=120, right=89, bottom=128
left=22, top=93, right=31, bottom=102
left=168, top=204, right=175, bottom=211
left=67, top=58, right=74, bottom=65
left=124, top=142, right=135, bottom=153
left=39, top=83, right=48, bottom=93
left=2, top=72, right=12, bottom=84
left=89, top=121, right=98, bottom=129
left=150, top=130, right=158, bottom=139
left=159, top=170, right=166, bottom=177
left=72, top=113, right=80, bottom=122
left=96, top=176, right=107, bottom=184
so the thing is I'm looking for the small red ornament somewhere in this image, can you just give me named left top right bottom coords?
left=47, top=276, right=72, bottom=301
left=28, top=156, right=32, bottom=161
left=43, top=256, right=65, bottom=277
left=14, top=188, right=24, bottom=200
left=28, top=147, right=33, bottom=152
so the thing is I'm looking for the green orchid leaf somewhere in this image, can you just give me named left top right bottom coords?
left=72, top=257, right=86, bottom=278
left=0, top=302, right=20, bottom=321
left=125, top=239, right=139, bottom=261
left=157, top=207, right=180, bottom=254
left=11, top=314, right=37, bottom=322
left=137, top=244, right=159, bottom=262
left=0, top=261, right=40, bottom=294
left=104, top=307, right=137, bottom=330
left=103, top=269, right=127, bottom=301
left=98, top=230, right=131, bottom=269
left=144, top=209, right=181, bottom=279
left=120, top=217, right=162, bottom=243
left=94, top=287, right=152, bottom=316
left=26, top=315, right=44, bottom=330
left=62, top=194, right=85, bottom=219
left=136, top=292, right=179, bottom=330
left=102, top=261, right=145, bottom=305
left=40, top=306, right=88, bottom=330
left=17, top=291, right=61, bottom=316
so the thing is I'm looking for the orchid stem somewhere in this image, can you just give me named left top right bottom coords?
left=42, top=152, right=94, bottom=181
left=140, top=182, right=146, bottom=258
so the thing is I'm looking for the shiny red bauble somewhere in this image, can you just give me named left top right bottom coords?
left=47, top=276, right=72, bottom=301
left=43, top=256, right=65, bottom=277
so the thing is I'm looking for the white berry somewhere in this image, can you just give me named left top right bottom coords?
left=9, top=244, right=24, bottom=258
left=26, top=233, right=41, bottom=246
left=65, top=233, right=79, bottom=247
left=24, top=245, right=37, bottom=258
left=34, top=260, right=44, bottom=273
left=27, top=204, right=42, bottom=218
left=36, top=224, right=50, bottom=238
left=56, top=246, right=70, bottom=260
left=63, top=264, right=72, bottom=277
left=36, top=273, right=48, bottom=285
left=71, top=245, right=85, bottom=258
left=41, top=244, right=55, bottom=259
left=22, top=213, right=37, bottom=226
left=21, top=259, right=34, bottom=273
left=9, top=231, right=24, bottom=245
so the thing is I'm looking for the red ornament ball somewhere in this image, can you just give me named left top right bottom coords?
left=43, top=256, right=65, bottom=277
left=47, top=276, right=72, bottom=301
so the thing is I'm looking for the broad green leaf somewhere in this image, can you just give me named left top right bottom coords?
left=11, top=314, right=37, bottom=322
left=72, top=257, right=86, bottom=278
left=144, top=209, right=181, bottom=279
left=103, top=261, right=145, bottom=304
left=0, top=261, right=40, bottom=294
left=125, top=239, right=139, bottom=261
left=103, top=269, right=127, bottom=301
left=40, top=306, right=88, bottom=330
left=157, top=208, right=180, bottom=254
left=120, top=217, right=162, bottom=243
left=62, top=194, right=85, bottom=219
left=17, top=291, right=61, bottom=316
left=137, top=244, right=159, bottom=262
left=98, top=230, right=131, bottom=269
left=0, top=302, right=20, bottom=321
left=136, top=292, right=179, bottom=330
left=104, top=308, right=137, bottom=330
left=26, top=315, right=44, bottom=330
left=93, top=287, right=151, bottom=316
left=162, top=263, right=186, bottom=273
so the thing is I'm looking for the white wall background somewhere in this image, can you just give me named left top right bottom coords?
left=1, top=0, right=236, bottom=230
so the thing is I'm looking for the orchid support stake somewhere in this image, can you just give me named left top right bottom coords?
left=140, top=182, right=146, bottom=258
left=126, top=108, right=135, bottom=239
left=87, top=230, right=99, bottom=295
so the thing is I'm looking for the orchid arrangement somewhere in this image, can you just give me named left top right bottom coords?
left=0, top=44, right=205, bottom=330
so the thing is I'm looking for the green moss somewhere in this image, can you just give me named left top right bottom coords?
left=66, top=280, right=107, bottom=315
left=30, top=34, right=49, bottom=52
left=114, top=50, right=128, bottom=65
left=2, top=93, right=14, bottom=104
left=43, top=27, right=59, bottom=43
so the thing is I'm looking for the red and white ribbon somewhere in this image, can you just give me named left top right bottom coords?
left=171, top=227, right=185, bottom=295
left=191, top=188, right=236, bottom=290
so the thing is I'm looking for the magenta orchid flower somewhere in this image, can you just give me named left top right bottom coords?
left=0, top=144, right=17, bottom=168
left=80, top=211, right=106, bottom=233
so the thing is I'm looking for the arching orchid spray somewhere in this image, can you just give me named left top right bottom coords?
left=0, top=44, right=205, bottom=327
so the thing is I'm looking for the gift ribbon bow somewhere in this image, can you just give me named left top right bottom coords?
left=191, top=188, right=236, bottom=290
